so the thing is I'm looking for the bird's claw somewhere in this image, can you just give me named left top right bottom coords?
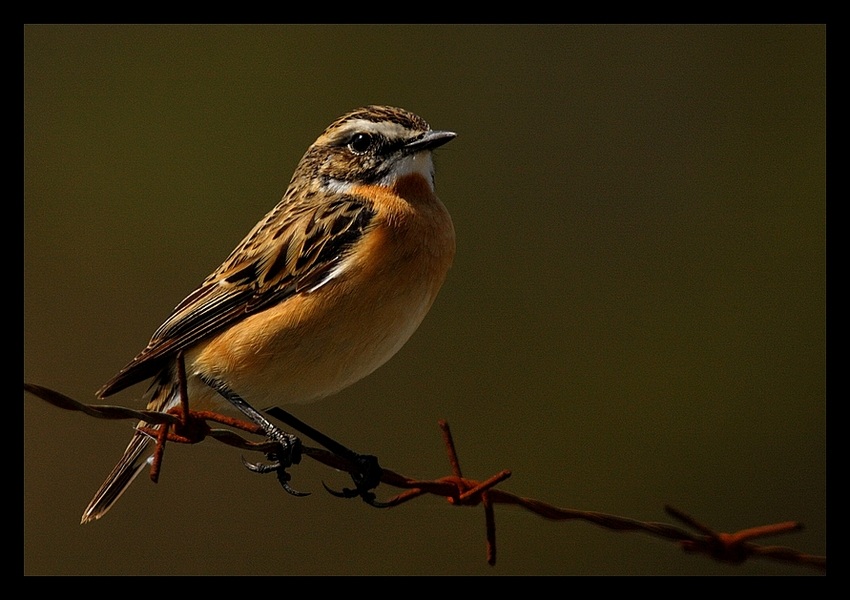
left=241, top=437, right=309, bottom=497
left=241, top=456, right=279, bottom=474
left=275, top=465, right=310, bottom=497
left=322, top=453, right=387, bottom=507
left=321, top=481, right=390, bottom=507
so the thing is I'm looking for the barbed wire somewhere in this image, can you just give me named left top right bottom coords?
left=23, top=382, right=825, bottom=572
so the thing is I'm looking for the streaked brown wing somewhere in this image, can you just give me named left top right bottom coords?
left=97, top=194, right=376, bottom=398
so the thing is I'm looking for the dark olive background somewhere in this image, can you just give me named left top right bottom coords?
left=24, top=25, right=825, bottom=575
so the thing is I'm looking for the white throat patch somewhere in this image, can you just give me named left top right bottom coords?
left=380, top=152, right=436, bottom=192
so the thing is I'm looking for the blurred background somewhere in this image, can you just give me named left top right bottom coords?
left=24, top=25, right=825, bottom=575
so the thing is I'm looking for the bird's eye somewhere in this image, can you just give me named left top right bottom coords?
left=347, top=133, right=373, bottom=154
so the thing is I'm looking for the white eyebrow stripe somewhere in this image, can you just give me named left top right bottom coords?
left=335, top=119, right=415, bottom=141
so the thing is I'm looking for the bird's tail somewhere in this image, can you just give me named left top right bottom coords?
left=81, top=381, right=177, bottom=524
left=80, top=430, right=156, bottom=523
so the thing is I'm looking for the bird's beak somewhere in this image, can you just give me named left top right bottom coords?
left=405, top=130, right=457, bottom=152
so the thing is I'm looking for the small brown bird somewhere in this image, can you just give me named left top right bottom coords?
left=81, top=106, right=456, bottom=523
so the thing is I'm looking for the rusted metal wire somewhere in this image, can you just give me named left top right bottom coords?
left=24, top=382, right=825, bottom=572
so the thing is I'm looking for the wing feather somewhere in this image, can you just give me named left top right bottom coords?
left=97, top=193, right=376, bottom=398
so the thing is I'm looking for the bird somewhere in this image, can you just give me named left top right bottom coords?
left=80, top=105, right=456, bottom=524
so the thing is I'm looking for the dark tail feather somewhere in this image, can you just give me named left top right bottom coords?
left=80, top=429, right=155, bottom=524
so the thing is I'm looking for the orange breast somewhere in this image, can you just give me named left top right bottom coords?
left=187, top=178, right=455, bottom=408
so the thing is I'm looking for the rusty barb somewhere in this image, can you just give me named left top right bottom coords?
left=24, top=383, right=825, bottom=572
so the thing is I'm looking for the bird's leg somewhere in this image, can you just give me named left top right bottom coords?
left=265, top=406, right=385, bottom=507
left=176, top=350, right=191, bottom=427
left=198, top=374, right=307, bottom=497
left=147, top=351, right=193, bottom=483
